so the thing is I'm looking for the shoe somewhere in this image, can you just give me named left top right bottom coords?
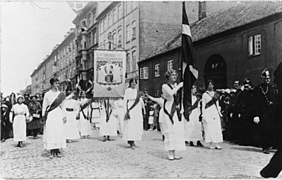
left=197, top=141, right=204, bottom=147
left=107, top=136, right=111, bottom=141
left=215, top=146, right=222, bottom=150
left=49, top=154, right=55, bottom=159
left=209, top=146, right=215, bottom=149
left=102, top=138, right=107, bottom=142
left=130, top=146, right=135, bottom=150
left=1, top=139, right=5, bottom=142
left=168, top=156, right=174, bottom=161
left=190, top=142, right=194, bottom=146
left=56, top=153, right=62, bottom=158
left=174, top=156, right=182, bottom=160
left=263, top=149, right=270, bottom=154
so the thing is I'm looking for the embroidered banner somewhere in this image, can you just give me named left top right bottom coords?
left=93, top=50, right=126, bottom=98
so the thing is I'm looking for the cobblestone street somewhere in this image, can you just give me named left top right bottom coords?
left=0, top=129, right=280, bottom=179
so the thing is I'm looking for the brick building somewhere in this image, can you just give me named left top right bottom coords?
left=139, top=1, right=282, bottom=96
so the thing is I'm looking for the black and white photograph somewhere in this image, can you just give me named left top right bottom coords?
left=0, top=1, right=282, bottom=179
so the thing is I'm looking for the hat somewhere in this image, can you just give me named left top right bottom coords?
left=261, top=69, right=271, bottom=78
left=16, top=95, right=24, bottom=101
left=243, top=78, right=252, bottom=85
left=1, top=104, right=8, bottom=108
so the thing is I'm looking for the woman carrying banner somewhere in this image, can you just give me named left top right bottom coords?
left=201, top=80, right=223, bottom=150
left=162, top=70, right=186, bottom=160
left=9, top=95, right=30, bottom=148
left=123, top=79, right=144, bottom=149
left=99, top=99, right=118, bottom=142
left=114, top=97, right=124, bottom=136
left=63, top=93, right=80, bottom=142
left=42, top=78, right=72, bottom=159
left=184, top=85, right=204, bottom=147
left=78, top=91, right=92, bottom=139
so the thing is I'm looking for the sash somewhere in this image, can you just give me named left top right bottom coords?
left=80, top=105, right=88, bottom=120
left=187, top=98, right=200, bottom=115
left=205, top=92, right=219, bottom=109
left=42, top=92, right=66, bottom=125
left=163, top=84, right=181, bottom=125
left=124, top=90, right=141, bottom=121
left=205, top=91, right=221, bottom=116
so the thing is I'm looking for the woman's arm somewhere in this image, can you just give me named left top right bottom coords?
left=162, top=82, right=183, bottom=97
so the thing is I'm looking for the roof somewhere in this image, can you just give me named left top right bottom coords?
left=142, top=1, right=282, bottom=61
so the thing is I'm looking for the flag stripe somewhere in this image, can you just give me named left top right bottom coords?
left=182, top=24, right=191, bottom=37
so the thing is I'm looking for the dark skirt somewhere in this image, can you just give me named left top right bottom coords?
left=27, top=118, right=42, bottom=130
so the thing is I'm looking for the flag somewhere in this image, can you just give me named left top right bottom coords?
left=181, top=2, right=198, bottom=120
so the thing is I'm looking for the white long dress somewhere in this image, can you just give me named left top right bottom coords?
left=202, top=91, right=223, bottom=143
left=11, top=103, right=29, bottom=142
left=162, top=83, right=186, bottom=151
left=90, top=101, right=101, bottom=127
left=184, top=95, right=203, bottom=142
left=78, top=98, right=92, bottom=136
left=63, top=99, right=80, bottom=140
left=122, top=88, right=144, bottom=141
left=99, top=100, right=118, bottom=137
left=114, top=99, right=124, bottom=134
left=42, top=90, right=66, bottom=150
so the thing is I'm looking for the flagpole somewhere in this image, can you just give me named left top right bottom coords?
left=179, top=1, right=185, bottom=120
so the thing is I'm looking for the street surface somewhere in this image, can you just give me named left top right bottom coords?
left=0, top=129, right=280, bottom=179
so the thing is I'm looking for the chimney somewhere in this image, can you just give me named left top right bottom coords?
left=198, top=1, right=207, bottom=20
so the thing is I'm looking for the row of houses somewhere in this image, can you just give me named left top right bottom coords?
left=30, top=1, right=282, bottom=97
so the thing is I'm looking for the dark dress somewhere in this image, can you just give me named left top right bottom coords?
left=1, top=106, right=10, bottom=141
left=235, top=89, right=254, bottom=146
left=27, top=101, right=42, bottom=136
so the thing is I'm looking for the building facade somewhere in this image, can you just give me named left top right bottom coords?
left=139, top=1, right=282, bottom=96
left=31, top=29, right=77, bottom=95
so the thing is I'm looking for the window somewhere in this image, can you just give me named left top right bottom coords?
left=113, top=32, right=117, bottom=49
left=155, top=64, right=160, bottom=77
left=104, top=17, right=108, bottom=30
left=248, top=34, right=261, bottom=56
left=126, top=53, right=131, bottom=73
left=100, top=21, right=103, bottom=34
left=143, top=67, right=149, bottom=79
left=113, top=9, right=117, bottom=23
left=103, top=40, right=106, bottom=49
left=132, top=21, right=136, bottom=40
left=87, top=13, right=91, bottom=27
left=167, top=60, right=173, bottom=71
left=126, top=2, right=132, bottom=14
left=108, top=12, right=112, bottom=27
left=92, top=8, right=96, bottom=23
left=93, top=31, right=97, bottom=45
left=140, top=67, right=144, bottom=80
left=132, top=1, right=138, bottom=9
left=126, top=24, right=131, bottom=42
left=132, top=50, right=136, bottom=70
left=118, top=28, right=122, bottom=46
left=118, top=4, right=122, bottom=19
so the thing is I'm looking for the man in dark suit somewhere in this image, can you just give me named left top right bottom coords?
left=252, top=69, right=279, bottom=154
left=260, top=64, right=282, bottom=178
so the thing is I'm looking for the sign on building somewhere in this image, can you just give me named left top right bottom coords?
left=93, top=50, right=126, bottom=98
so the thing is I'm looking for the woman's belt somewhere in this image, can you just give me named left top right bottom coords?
left=66, top=108, right=74, bottom=112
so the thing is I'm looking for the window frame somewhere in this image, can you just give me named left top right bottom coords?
left=167, top=60, right=173, bottom=71
left=248, top=34, right=261, bottom=57
left=154, top=63, right=160, bottom=77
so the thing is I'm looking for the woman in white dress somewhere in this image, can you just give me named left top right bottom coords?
left=10, top=95, right=29, bottom=148
left=99, top=99, right=118, bottom=141
left=114, top=98, right=124, bottom=136
left=185, top=85, right=204, bottom=147
left=201, top=80, right=223, bottom=150
left=42, top=78, right=72, bottom=158
left=90, top=100, right=101, bottom=129
left=123, top=79, right=144, bottom=149
left=162, top=70, right=186, bottom=160
left=78, top=91, right=92, bottom=138
left=63, top=95, right=80, bottom=142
